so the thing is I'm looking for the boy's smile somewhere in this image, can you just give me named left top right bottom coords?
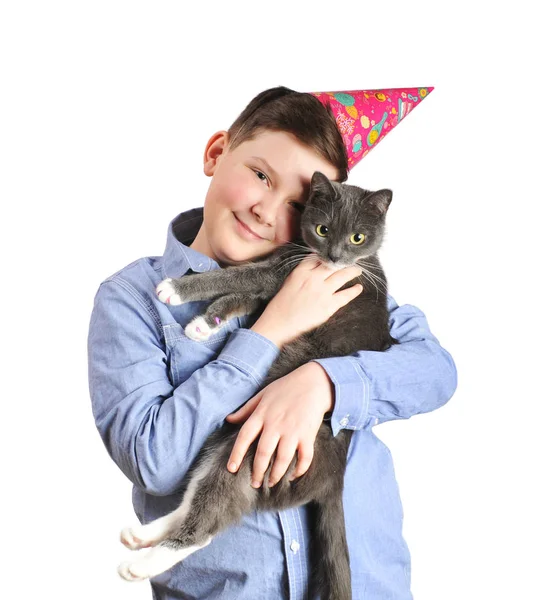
left=190, top=129, right=338, bottom=267
left=233, top=213, right=269, bottom=241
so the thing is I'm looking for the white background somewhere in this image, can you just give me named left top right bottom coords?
left=1, top=1, right=558, bottom=598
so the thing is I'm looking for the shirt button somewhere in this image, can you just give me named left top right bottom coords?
left=290, top=540, right=300, bottom=553
left=340, top=416, right=349, bottom=427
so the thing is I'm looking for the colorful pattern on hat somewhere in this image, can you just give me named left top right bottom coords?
left=310, top=87, right=434, bottom=171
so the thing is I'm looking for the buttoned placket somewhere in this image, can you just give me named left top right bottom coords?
left=279, top=508, right=309, bottom=600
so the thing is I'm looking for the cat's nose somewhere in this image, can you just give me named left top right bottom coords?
left=328, top=251, right=341, bottom=263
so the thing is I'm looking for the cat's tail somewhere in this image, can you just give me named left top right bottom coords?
left=309, top=494, right=352, bottom=600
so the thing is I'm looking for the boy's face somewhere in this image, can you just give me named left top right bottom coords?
left=190, top=129, right=339, bottom=267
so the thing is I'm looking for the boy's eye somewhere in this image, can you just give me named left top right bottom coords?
left=254, top=169, right=268, bottom=184
left=251, top=169, right=304, bottom=213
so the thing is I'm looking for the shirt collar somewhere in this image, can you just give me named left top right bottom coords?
left=160, top=207, right=218, bottom=278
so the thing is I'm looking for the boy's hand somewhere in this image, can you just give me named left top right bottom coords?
left=225, top=362, right=334, bottom=488
left=251, top=257, right=363, bottom=349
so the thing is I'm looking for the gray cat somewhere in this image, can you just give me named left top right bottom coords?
left=118, top=171, right=396, bottom=600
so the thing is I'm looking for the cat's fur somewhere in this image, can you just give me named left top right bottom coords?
left=118, top=171, right=396, bottom=600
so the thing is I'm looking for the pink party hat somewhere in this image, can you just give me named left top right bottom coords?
left=309, top=87, right=434, bottom=171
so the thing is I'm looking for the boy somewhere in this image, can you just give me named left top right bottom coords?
left=88, top=86, right=457, bottom=599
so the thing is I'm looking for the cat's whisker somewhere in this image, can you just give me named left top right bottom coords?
left=357, top=261, right=382, bottom=270
left=276, top=247, right=310, bottom=260
left=285, top=240, right=312, bottom=252
left=280, top=251, right=315, bottom=265
left=276, top=258, right=311, bottom=273
left=357, top=259, right=383, bottom=272
left=360, top=266, right=387, bottom=287
left=357, top=261, right=387, bottom=283
left=360, top=269, right=388, bottom=294
left=276, top=251, right=313, bottom=266
left=358, top=270, right=380, bottom=302
left=274, top=253, right=314, bottom=274
left=358, top=265, right=389, bottom=303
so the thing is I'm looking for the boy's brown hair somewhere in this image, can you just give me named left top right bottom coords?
left=227, top=86, right=349, bottom=183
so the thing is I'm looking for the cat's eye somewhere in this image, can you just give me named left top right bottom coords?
left=316, top=224, right=329, bottom=237
left=350, top=233, right=366, bottom=245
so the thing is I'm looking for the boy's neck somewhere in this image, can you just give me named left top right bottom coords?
left=189, top=224, right=213, bottom=260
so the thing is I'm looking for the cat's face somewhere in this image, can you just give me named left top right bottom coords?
left=190, top=129, right=339, bottom=267
left=300, top=171, right=392, bottom=268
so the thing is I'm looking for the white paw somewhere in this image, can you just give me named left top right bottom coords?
left=156, top=278, right=183, bottom=305
left=118, top=544, right=203, bottom=581
left=118, top=560, right=147, bottom=582
left=120, top=526, right=153, bottom=550
left=185, top=316, right=213, bottom=341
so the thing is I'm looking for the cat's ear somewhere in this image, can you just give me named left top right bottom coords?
left=309, top=171, right=335, bottom=200
left=368, top=189, right=393, bottom=215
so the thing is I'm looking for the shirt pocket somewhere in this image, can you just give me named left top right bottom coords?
left=162, top=322, right=236, bottom=387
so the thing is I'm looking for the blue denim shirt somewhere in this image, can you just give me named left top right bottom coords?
left=87, top=208, right=457, bottom=599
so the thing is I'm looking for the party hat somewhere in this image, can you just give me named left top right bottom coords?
left=309, top=87, right=434, bottom=171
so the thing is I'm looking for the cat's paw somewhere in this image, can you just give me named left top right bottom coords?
left=184, top=316, right=214, bottom=341
left=118, top=560, right=147, bottom=582
left=156, top=278, right=184, bottom=305
left=120, top=526, right=154, bottom=550
left=118, top=557, right=162, bottom=582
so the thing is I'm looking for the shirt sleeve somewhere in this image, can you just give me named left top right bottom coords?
left=311, top=294, right=458, bottom=436
left=87, top=279, right=280, bottom=497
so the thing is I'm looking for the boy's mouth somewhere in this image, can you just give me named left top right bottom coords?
left=233, top=214, right=266, bottom=241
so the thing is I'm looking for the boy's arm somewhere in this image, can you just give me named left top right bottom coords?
left=87, top=279, right=280, bottom=497
left=311, top=294, right=458, bottom=436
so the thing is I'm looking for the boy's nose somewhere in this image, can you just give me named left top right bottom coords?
left=252, top=207, right=277, bottom=232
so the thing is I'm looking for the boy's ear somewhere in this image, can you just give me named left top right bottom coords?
left=203, top=130, right=230, bottom=176
left=309, top=171, right=334, bottom=200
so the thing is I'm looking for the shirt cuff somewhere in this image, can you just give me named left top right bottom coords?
left=218, top=328, right=281, bottom=387
left=311, top=357, right=376, bottom=437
